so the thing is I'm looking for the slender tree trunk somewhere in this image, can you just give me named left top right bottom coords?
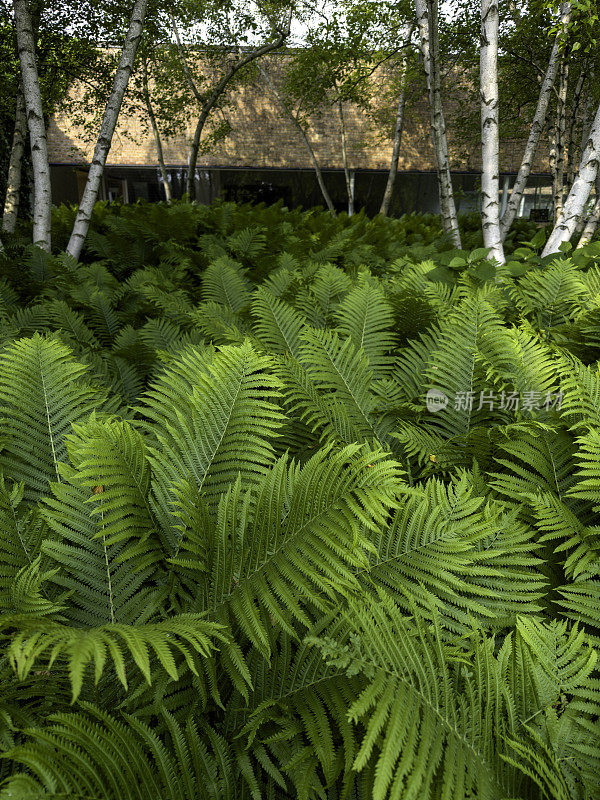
left=542, top=99, right=600, bottom=256
left=185, top=28, right=289, bottom=201
left=552, top=51, right=569, bottom=223
left=142, top=59, right=172, bottom=203
left=380, top=26, right=413, bottom=217
left=580, top=72, right=596, bottom=156
left=576, top=174, right=600, bottom=248
left=2, top=88, right=27, bottom=233
left=480, top=0, right=505, bottom=264
left=565, top=68, right=586, bottom=192
left=499, top=1, right=571, bottom=239
left=170, top=11, right=202, bottom=102
left=337, top=96, right=354, bottom=216
left=258, top=63, right=335, bottom=213
left=415, top=0, right=461, bottom=247
left=548, top=106, right=558, bottom=213
left=66, top=0, right=148, bottom=260
left=13, top=0, right=51, bottom=251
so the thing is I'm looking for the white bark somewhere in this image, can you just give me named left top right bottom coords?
left=415, top=0, right=461, bottom=247
left=380, top=26, right=413, bottom=216
left=13, top=0, right=51, bottom=251
left=337, top=96, right=354, bottom=216
left=565, top=68, right=586, bottom=192
left=499, top=1, right=571, bottom=239
left=552, top=52, right=569, bottom=223
left=186, top=25, right=290, bottom=200
left=576, top=173, right=600, bottom=248
left=2, top=88, right=27, bottom=234
left=67, top=0, right=148, bottom=260
left=259, top=63, right=335, bottom=214
left=542, top=100, right=600, bottom=256
left=480, top=0, right=505, bottom=264
left=142, top=59, right=172, bottom=203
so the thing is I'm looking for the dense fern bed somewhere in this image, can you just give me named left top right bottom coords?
left=0, top=201, right=599, bottom=799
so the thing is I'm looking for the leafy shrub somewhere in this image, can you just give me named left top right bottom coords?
left=0, top=201, right=599, bottom=799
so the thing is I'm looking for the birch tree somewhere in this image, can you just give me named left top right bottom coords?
left=66, top=0, right=148, bottom=260
left=258, top=62, right=336, bottom=213
left=379, top=23, right=414, bottom=216
left=552, top=45, right=569, bottom=223
left=141, top=58, right=171, bottom=203
left=170, top=3, right=291, bottom=201
left=479, top=0, right=504, bottom=264
left=13, top=0, right=51, bottom=251
left=499, top=3, right=571, bottom=238
left=415, top=0, right=461, bottom=248
left=1, top=88, right=26, bottom=233
left=187, top=29, right=290, bottom=200
left=576, top=174, right=600, bottom=247
left=542, top=99, right=600, bottom=255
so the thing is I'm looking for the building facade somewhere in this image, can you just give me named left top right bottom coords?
left=47, top=54, right=553, bottom=218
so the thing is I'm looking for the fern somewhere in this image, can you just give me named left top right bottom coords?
left=334, top=278, right=397, bottom=377
left=142, top=342, right=285, bottom=541
left=2, top=202, right=600, bottom=800
left=309, top=593, right=518, bottom=800
left=362, top=475, right=545, bottom=635
left=0, top=335, right=103, bottom=502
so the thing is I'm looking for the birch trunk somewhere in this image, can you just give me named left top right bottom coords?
left=337, top=96, right=354, bottom=216
left=580, top=73, right=596, bottom=156
left=186, top=27, right=289, bottom=201
left=66, top=0, right=148, bottom=260
left=142, top=59, right=172, bottom=203
left=480, top=0, right=505, bottom=264
left=565, top=68, right=586, bottom=192
left=499, top=1, right=571, bottom=239
left=576, top=175, right=600, bottom=248
left=542, top=100, right=600, bottom=256
left=552, top=52, right=569, bottom=223
left=2, top=88, right=27, bottom=233
left=379, top=27, right=413, bottom=216
left=258, top=64, right=335, bottom=214
left=13, top=0, right=51, bottom=251
left=170, top=11, right=202, bottom=102
left=415, top=0, right=461, bottom=247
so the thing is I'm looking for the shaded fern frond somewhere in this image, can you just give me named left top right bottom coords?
left=0, top=335, right=103, bottom=502
left=3, top=615, right=225, bottom=702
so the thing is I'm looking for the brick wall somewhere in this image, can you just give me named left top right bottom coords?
left=47, top=53, right=551, bottom=174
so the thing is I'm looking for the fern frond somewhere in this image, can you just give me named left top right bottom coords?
left=179, top=444, right=400, bottom=659
left=490, top=424, right=577, bottom=504
left=363, top=475, right=545, bottom=634
left=142, top=342, right=284, bottom=549
left=334, top=279, right=396, bottom=377
left=62, top=417, right=163, bottom=563
left=292, top=327, right=383, bottom=443
left=1, top=705, right=239, bottom=799
left=309, top=592, right=516, bottom=800
left=0, top=335, right=103, bottom=502
left=201, top=257, right=252, bottom=313
left=251, top=287, right=306, bottom=357
left=41, top=462, right=159, bottom=628
left=558, top=356, right=600, bottom=430
left=3, top=615, right=225, bottom=701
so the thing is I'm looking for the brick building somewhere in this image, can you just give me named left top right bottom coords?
left=48, top=53, right=553, bottom=217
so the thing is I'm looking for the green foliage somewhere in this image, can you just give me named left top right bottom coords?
left=0, top=201, right=599, bottom=799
